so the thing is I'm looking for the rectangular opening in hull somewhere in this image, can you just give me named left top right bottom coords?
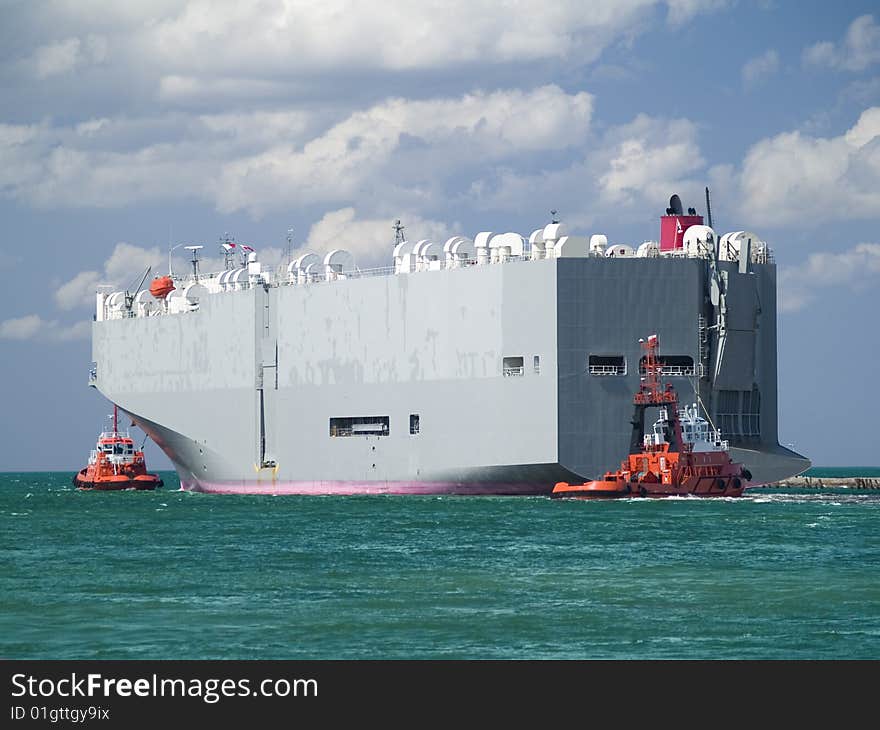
left=330, top=416, right=390, bottom=437
left=503, top=356, right=524, bottom=377
left=589, top=355, right=626, bottom=376
left=639, top=354, right=695, bottom=377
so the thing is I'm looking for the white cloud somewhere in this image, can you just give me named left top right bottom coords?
left=29, top=35, right=108, bottom=78
left=780, top=243, right=880, bottom=312
left=54, top=320, right=92, bottom=341
left=0, top=1, right=735, bottom=221
left=195, top=110, right=318, bottom=148
left=55, top=271, right=102, bottom=311
left=730, top=106, right=880, bottom=226
left=803, top=14, right=880, bottom=71
left=666, top=0, right=728, bottom=25
left=468, top=113, right=706, bottom=233
left=0, top=314, right=43, bottom=340
left=103, top=242, right=164, bottom=282
left=55, top=243, right=163, bottom=311
left=0, top=315, right=90, bottom=342
left=32, top=38, right=81, bottom=78
left=11, top=1, right=728, bottom=107
left=742, top=49, right=779, bottom=86
left=212, top=85, right=593, bottom=216
left=0, top=85, right=590, bottom=216
left=599, top=115, right=704, bottom=205
left=145, top=1, right=720, bottom=74
left=303, top=208, right=452, bottom=268
left=0, top=110, right=314, bottom=209
left=804, top=42, right=836, bottom=69
left=158, top=76, right=296, bottom=105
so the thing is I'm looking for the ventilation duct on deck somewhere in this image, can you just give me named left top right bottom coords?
left=682, top=225, right=716, bottom=258
left=605, top=244, right=635, bottom=258
left=637, top=241, right=660, bottom=257
left=474, top=231, right=494, bottom=265
left=443, top=236, right=474, bottom=268
left=489, top=232, right=524, bottom=262
left=289, top=252, right=320, bottom=284
left=529, top=229, right=546, bottom=260
left=542, top=223, right=568, bottom=258
left=133, top=289, right=156, bottom=317
left=393, top=240, right=416, bottom=274
left=324, top=249, right=355, bottom=281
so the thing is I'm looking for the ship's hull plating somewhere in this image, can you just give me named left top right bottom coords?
left=179, top=478, right=548, bottom=496
left=93, top=257, right=809, bottom=494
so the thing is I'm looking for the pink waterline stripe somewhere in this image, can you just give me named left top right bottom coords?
left=179, top=479, right=552, bottom=496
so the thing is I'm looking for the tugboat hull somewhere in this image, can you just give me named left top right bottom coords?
left=73, top=470, right=163, bottom=491
left=552, top=476, right=746, bottom=499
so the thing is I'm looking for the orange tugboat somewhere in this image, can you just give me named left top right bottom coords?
left=73, top=406, right=163, bottom=490
left=552, top=334, right=752, bottom=499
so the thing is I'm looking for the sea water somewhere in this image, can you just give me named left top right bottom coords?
left=2, top=472, right=879, bottom=659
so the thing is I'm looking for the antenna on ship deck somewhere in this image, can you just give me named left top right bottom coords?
left=286, top=228, right=294, bottom=266
left=705, top=186, right=713, bottom=229
left=393, top=219, right=405, bottom=247
left=220, top=233, right=236, bottom=270
left=185, top=245, right=203, bottom=280
left=550, top=209, right=559, bottom=224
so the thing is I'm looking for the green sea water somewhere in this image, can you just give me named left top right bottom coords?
left=804, top=467, right=880, bottom=478
left=3, top=472, right=880, bottom=659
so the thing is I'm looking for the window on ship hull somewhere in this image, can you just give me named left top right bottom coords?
left=638, top=355, right=695, bottom=377
left=330, top=416, right=390, bottom=437
left=589, top=355, right=626, bottom=376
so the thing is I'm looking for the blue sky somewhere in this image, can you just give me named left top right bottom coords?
left=1, top=0, right=878, bottom=469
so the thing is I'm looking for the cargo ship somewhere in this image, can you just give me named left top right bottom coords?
left=89, top=193, right=809, bottom=495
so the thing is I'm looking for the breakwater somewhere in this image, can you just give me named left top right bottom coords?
left=770, top=476, right=880, bottom=488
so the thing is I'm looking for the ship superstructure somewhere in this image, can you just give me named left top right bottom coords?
left=90, top=194, right=809, bottom=494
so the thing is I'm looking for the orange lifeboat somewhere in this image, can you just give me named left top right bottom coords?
left=149, top=275, right=175, bottom=299
left=73, top=406, right=163, bottom=491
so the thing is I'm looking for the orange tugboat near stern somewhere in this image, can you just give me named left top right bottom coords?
left=552, top=334, right=752, bottom=499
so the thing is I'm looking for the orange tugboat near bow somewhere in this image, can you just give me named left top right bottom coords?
left=73, top=405, right=163, bottom=491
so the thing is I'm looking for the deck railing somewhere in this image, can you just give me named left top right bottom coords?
left=99, top=244, right=775, bottom=322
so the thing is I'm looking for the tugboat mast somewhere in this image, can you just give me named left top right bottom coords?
left=630, top=335, right=681, bottom=454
